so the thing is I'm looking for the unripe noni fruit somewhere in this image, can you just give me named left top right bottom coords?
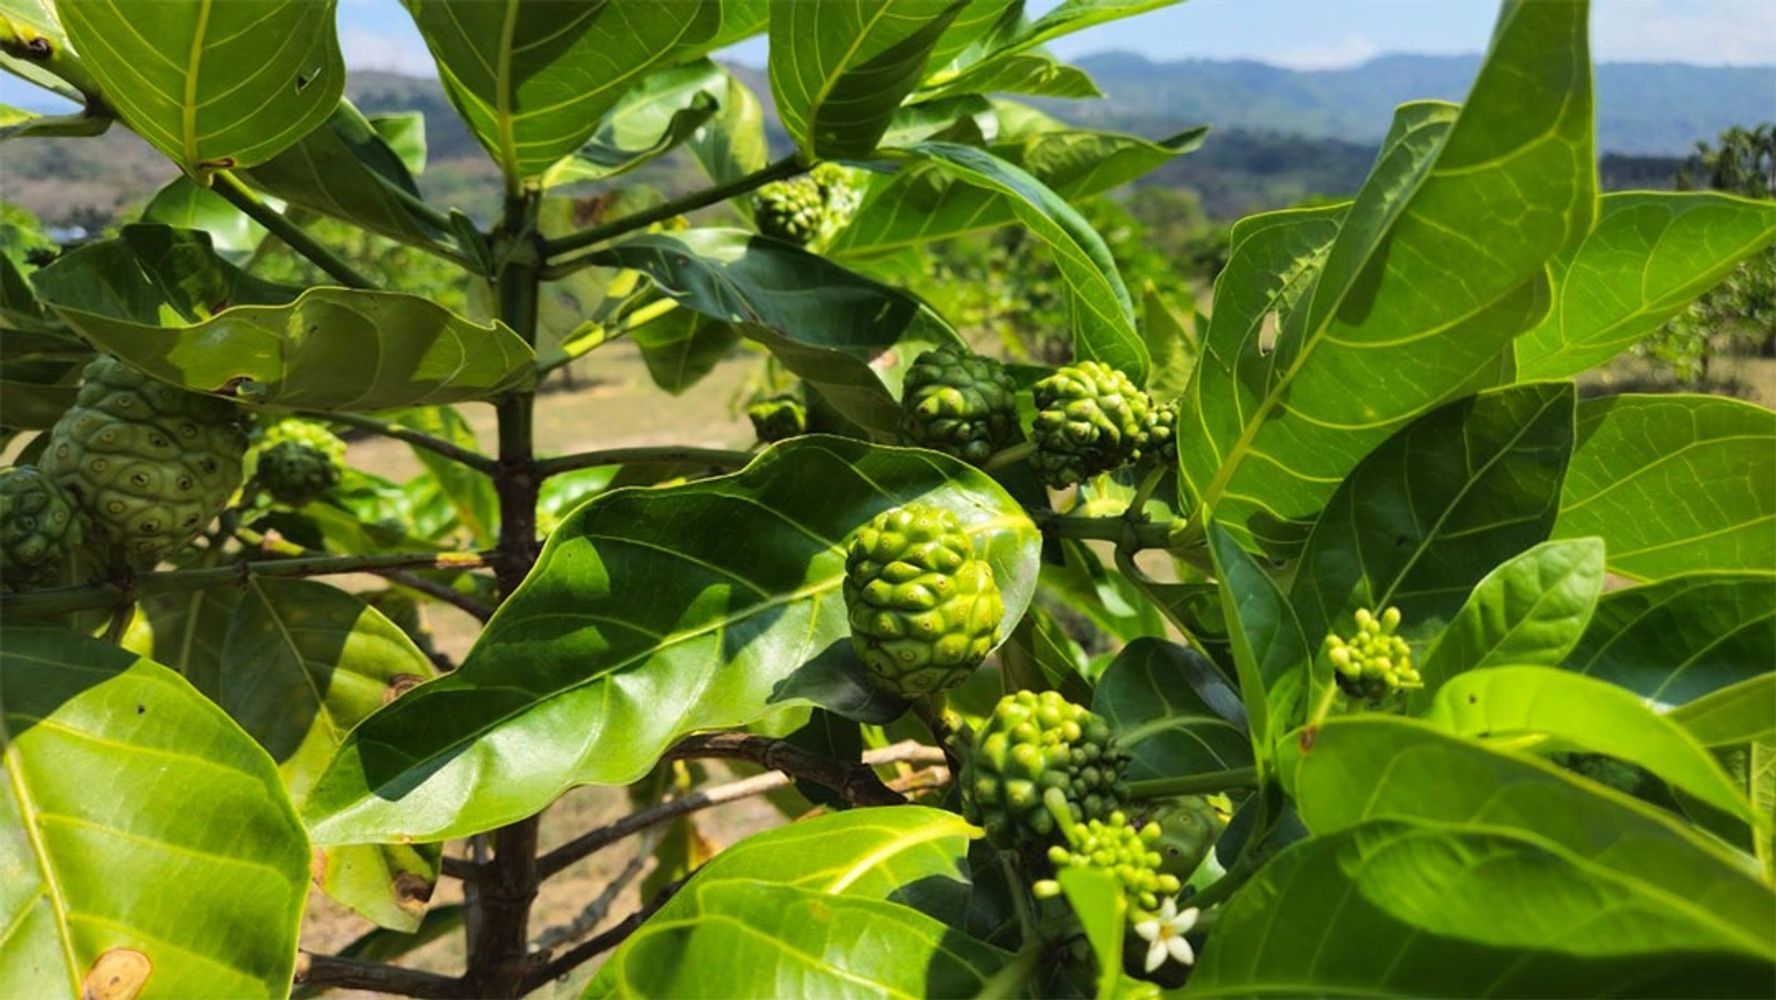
left=1031, top=361, right=1152, bottom=487
left=899, top=346, right=1019, bottom=465
left=842, top=502, right=1003, bottom=697
left=1135, top=398, right=1179, bottom=467
left=252, top=418, right=347, bottom=506
left=746, top=393, right=807, bottom=444
left=1324, top=606, right=1420, bottom=700
left=1033, top=810, right=1183, bottom=920
left=39, top=356, right=246, bottom=560
left=0, top=466, right=86, bottom=584
left=961, top=689, right=1130, bottom=848
left=754, top=175, right=829, bottom=246
left=1144, top=795, right=1223, bottom=880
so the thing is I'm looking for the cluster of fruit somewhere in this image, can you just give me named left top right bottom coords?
left=1, top=356, right=346, bottom=585
left=752, top=163, right=861, bottom=248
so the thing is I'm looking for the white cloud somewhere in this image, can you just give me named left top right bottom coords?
left=339, top=26, right=437, bottom=77
left=1268, top=32, right=1383, bottom=70
left=1593, top=0, right=1776, bottom=65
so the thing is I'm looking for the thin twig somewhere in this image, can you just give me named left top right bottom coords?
left=322, top=411, right=499, bottom=475
left=294, top=953, right=465, bottom=998
left=540, top=155, right=802, bottom=263
left=0, top=549, right=497, bottom=615
left=533, top=825, right=665, bottom=951
left=534, top=741, right=943, bottom=880
left=381, top=569, right=495, bottom=622
left=210, top=171, right=376, bottom=289
left=523, top=874, right=692, bottom=991
left=534, top=445, right=754, bottom=479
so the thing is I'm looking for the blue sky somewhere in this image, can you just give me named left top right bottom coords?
left=324, top=0, right=1776, bottom=75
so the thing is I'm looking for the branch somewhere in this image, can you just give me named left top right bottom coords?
left=535, top=740, right=944, bottom=880
left=0, top=549, right=496, bottom=615
left=540, top=155, right=803, bottom=265
left=295, top=953, right=465, bottom=998
left=1034, top=510, right=1174, bottom=550
left=533, top=825, right=664, bottom=951
left=523, top=874, right=690, bottom=992
left=210, top=172, right=376, bottom=290
left=322, top=411, right=499, bottom=475
left=534, top=445, right=754, bottom=479
left=381, top=569, right=495, bottom=622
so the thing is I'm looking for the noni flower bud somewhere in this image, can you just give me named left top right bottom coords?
left=1324, top=606, right=1420, bottom=699
left=1033, top=810, right=1184, bottom=919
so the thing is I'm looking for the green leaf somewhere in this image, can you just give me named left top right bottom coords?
left=1409, top=538, right=1605, bottom=709
left=1554, top=394, right=1775, bottom=581
left=920, top=50, right=1101, bottom=100
left=1290, top=383, right=1576, bottom=646
left=1564, top=572, right=1776, bottom=708
left=1189, top=819, right=1776, bottom=997
left=587, top=880, right=1013, bottom=999
left=141, top=176, right=268, bottom=264
left=688, top=71, right=767, bottom=193
left=32, top=225, right=534, bottom=409
left=368, top=111, right=427, bottom=174
left=831, top=123, right=1204, bottom=260
left=631, top=304, right=743, bottom=396
left=0, top=626, right=309, bottom=997
left=384, top=407, right=498, bottom=547
left=1277, top=715, right=1775, bottom=945
left=1425, top=666, right=1754, bottom=825
left=57, top=0, right=344, bottom=175
left=1515, top=192, right=1776, bottom=379
left=906, top=140, right=1145, bottom=381
left=1141, top=282, right=1198, bottom=401
left=302, top=438, right=1041, bottom=843
left=1207, top=523, right=1310, bottom=770
left=242, top=99, right=452, bottom=252
left=402, top=0, right=721, bottom=184
left=767, top=0, right=966, bottom=160
left=1180, top=0, right=1596, bottom=554
left=541, top=60, right=725, bottom=188
left=1056, top=867, right=1125, bottom=999
left=1092, top=638, right=1252, bottom=781
left=1668, top=675, right=1776, bottom=748
left=586, top=228, right=961, bottom=434
left=919, top=0, right=1177, bottom=100
left=0, top=0, right=86, bottom=102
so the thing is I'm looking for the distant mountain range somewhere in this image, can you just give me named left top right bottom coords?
left=1050, top=53, right=1774, bottom=156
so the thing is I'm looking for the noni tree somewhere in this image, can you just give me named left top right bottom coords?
left=1, top=1, right=1773, bottom=998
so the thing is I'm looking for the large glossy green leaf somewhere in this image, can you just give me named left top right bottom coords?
left=56, top=0, right=343, bottom=174
left=1092, top=638, right=1251, bottom=781
left=1516, top=193, right=1776, bottom=379
left=831, top=122, right=1205, bottom=260
left=1290, top=383, right=1576, bottom=645
left=1564, top=572, right=1776, bottom=708
left=586, top=880, right=1013, bottom=999
left=1554, top=394, right=1775, bottom=581
left=32, top=226, right=533, bottom=409
left=1189, top=819, right=1776, bottom=997
left=541, top=60, right=725, bottom=188
left=1668, top=675, right=1776, bottom=748
left=1207, top=523, right=1310, bottom=770
left=141, top=176, right=269, bottom=264
left=586, top=228, right=961, bottom=434
left=402, top=0, right=721, bottom=184
left=908, top=140, right=1145, bottom=381
left=922, top=50, right=1100, bottom=100
left=688, top=70, right=767, bottom=193
left=303, top=438, right=1041, bottom=843
left=0, top=626, right=309, bottom=997
left=1425, top=666, right=1753, bottom=824
left=1409, top=538, right=1605, bottom=709
left=767, top=0, right=966, bottom=160
left=242, top=99, right=451, bottom=252
left=1179, top=0, right=1595, bottom=554
left=1278, top=716, right=1775, bottom=940
left=630, top=307, right=743, bottom=396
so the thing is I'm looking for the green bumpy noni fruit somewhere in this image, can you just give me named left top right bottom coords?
left=0, top=466, right=86, bottom=583
left=1033, top=811, right=1183, bottom=920
left=1144, top=795, right=1223, bottom=879
left=1324, top=606, right=1421, bottom=700
left=1031, top=361, right=1152, bottom=487
left=753, top=163, right=859, bottom=247
left=1135, top=398, right=1179, bottom=467
left=252, top=418, right=347, bottom=506
left=40, top=356, right=246, bottom=560
left=842, top=502, right=1003, bottom=697
left=746, top=393, right=807, bottom=444
left=961, top=689, right=1130, bottom=848
left=899, top=346, right=1019, bottom=465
